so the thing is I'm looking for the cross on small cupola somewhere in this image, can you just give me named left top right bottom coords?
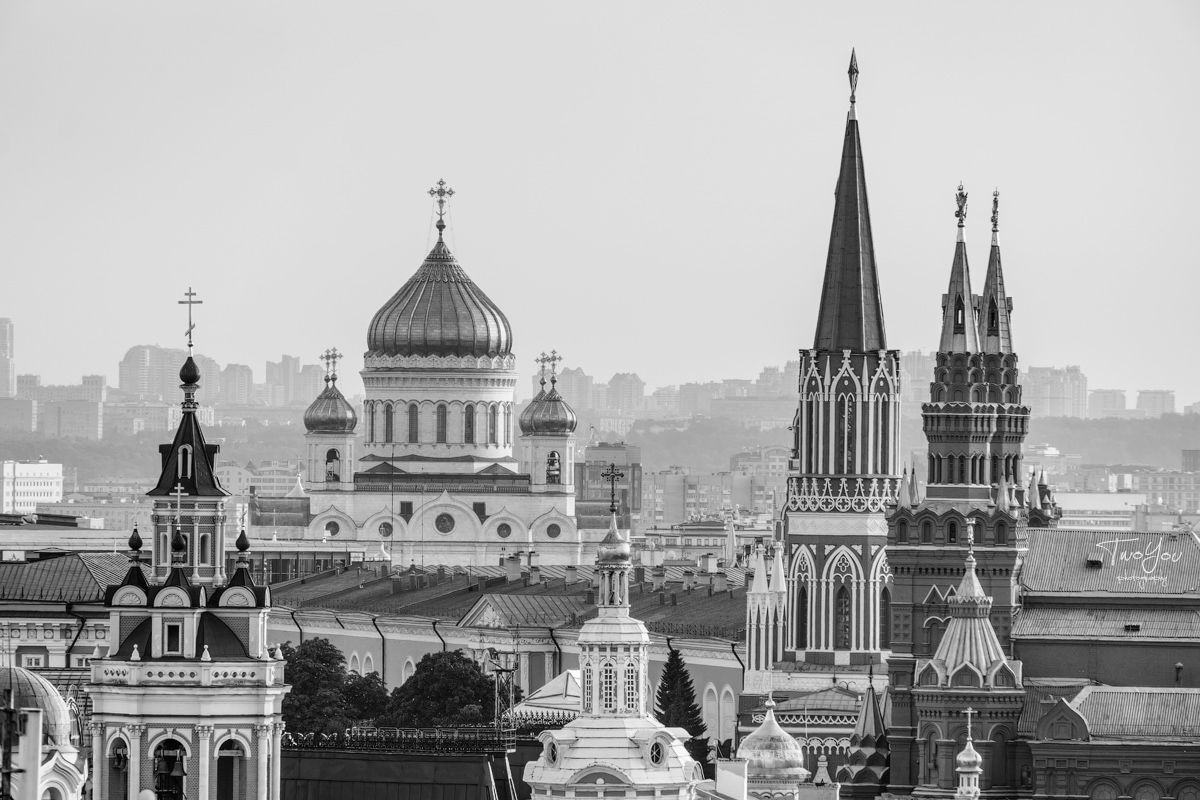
left=546, top=350, right=562, bottom=385
left=429, top=179, right=455, bottom=240
left=602, top=462, right=625, bottom=515
left=535, top=352, right=549, bottom=388
left=321, top=347, right=343, bottom=382
left=178, top=287, right=203, bottom=351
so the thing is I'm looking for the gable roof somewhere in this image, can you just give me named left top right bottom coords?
left=1021, top=528, right=1200, bottom=597
left=459, top=594, right=590, bottom=628
left=1072, top=686, right=1200, bottom=740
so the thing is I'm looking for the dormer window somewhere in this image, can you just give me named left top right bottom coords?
left=177, top=445, right=193, bottom=479
left=165, top=623, right=182, bottom=655
left=954, top=296, right=966, bottom=334
left=649, top=740, right=665, bottom=767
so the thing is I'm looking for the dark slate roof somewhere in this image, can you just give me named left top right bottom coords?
left=366, top=237, right=513, bottom=359
left=282, top=750, right=499, bottom=800
left=1020, top=528, right=1200, bottom=597
left=979, top=230, right=1014, bottom=354
left=0, top=553, right=151, bottom=603
left=459, top=594, right=590, bottom=628
left=812, top=107, right=887, bottom=353
left=1012, top=606, right=1200, bottom=640
left=1018, top=679, right=1091, bottom=736
left=1073, top=686, right=1200, bottom=740
left=113, top=613, right=250, bottom=661
left=938, top=236, right=980, bottom=353
left=148, top=407, right=228, bottom=497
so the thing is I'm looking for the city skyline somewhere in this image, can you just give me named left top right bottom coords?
left=1, top=4, right=1198, bottom=404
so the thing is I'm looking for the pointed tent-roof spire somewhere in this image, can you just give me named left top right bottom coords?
left=813, top=51, right=888, bottom=353
left=909, top=459, right=922, bottom=505
left=897, top=466, right=912, bottom=510
left=769, top=543, right=786, bottom=594
left=931, top=521, right=1011, bottom=682
left=939, top=184, right=981, bottom=353
left=979, top=189, right=1015, bottom=354
left=749, top=545, right=769, bottom=595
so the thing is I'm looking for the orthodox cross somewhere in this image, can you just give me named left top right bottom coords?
left=601, top=462, right=624, bottom=514
left=322, top=347, right=342, bottom=378
left=848, top=48, right=859, bottom=104
left=429, top=180, right=455, bottom=240
left=991, top=189, right=1000, bottom=233
left=535, top=352, right=549, bottom=386
left=964, top=706, right=976, bottom=740
left=546, top=350, right=562, bottom=377
left=171, top=482, right=187, bottom=528
left=179, top=287, right=202, bottom=350
left=955, top=184, right=968, bottom=227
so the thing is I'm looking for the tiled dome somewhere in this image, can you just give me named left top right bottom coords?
left=0, top=666, right=73, bottom=746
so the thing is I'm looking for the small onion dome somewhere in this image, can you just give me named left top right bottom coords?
left=739, top=699, right=811, bottom=782
left=171, top=527, right=187, bottom=553
left=304, top=375, right=358, bottom=433
left=367, top=239, right=512, bottom=358
left=128, top=526, right=142, bottom=552
left=236, top=529, right=251, bottom=552
left=596, top=513, right=631, bottom=565
left=179, top=355, right=201, bottom=385
left=519, top=381, right=577, bottom=435
left=0, top=666, right=74, bottom=746
left=957, top=738, right=982, bottom=770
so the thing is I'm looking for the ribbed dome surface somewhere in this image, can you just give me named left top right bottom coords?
left=957, top=739, right=982, bottom=769
left=304, top=376, right=358, bottom=433
left=520, top=382, right=578, bottom=435
left=739, top=701, right=809, bottom=781
left=367, top=239, right=512, bottom=358
left=596, top=513, right=631, bottom=565
left=0, top=666, right=73, bottom=746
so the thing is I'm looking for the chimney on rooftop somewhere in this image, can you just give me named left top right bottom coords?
left=505, top=555, right=522, bottom=583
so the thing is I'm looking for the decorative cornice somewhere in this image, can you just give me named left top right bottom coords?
left=363, top=353, right=517, bottom=371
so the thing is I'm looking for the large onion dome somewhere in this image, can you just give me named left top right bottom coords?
left=519, top=376, right=578, bottom=435
left=367, top=237, right=513, bottom=359
left=304, top=375, right=358, bottom=434
left=0, top=666, right=74, bottom=746
left=956, top=738, right=982, bottom=770
left=738, top=699, right=810, bottom=782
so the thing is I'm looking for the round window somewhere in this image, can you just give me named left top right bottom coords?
left=435, top=513, right=455, bottom=534
left=546, top=523, right=561, bottom=539
left=379, top=522, right=393, bottom=538
left=325, top=521, right=340, bottom=536
left=649, top=741, right=664, bottom=766
left=497, top=523, right=512, bottom=539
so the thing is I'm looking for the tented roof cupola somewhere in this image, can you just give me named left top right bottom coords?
left=812, top=50, right=888, bottom=353
left=367, top=180, right=513, bottom=359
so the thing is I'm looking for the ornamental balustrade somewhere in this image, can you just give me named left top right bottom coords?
left=786, top=475, right=899, bottom=513
left=281, top=726, right=515, bottom=753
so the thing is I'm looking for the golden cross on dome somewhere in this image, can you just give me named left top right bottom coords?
left=601, top=462, right=625, bottom=514
left=964, top=706, right=976, bottom=740
left=178, top=287, right=203, bottom=350
left=429, top=179, right=455, bottom=241
left=955, top=183, right=969, bottom=227
left=327, top=347, right=342, bottom=377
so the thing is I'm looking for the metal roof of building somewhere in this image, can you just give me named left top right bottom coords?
left=1013, top=606, right=1200, bottom=640
left=0, top=552, right=149, bottom=603
left=1073, top=686, right=1200, bottom=740
left=1021, top=528, right=1200, bottom=596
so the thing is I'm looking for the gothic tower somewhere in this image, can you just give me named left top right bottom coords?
left=886, top=190, right=1058, bottom=793
left=771, top=51, right=900, bottom=693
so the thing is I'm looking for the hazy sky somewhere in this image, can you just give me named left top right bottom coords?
left=2, top=2, right=1198, bottom=406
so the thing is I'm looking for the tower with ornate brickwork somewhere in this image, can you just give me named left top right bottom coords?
left=759, top=51, right=900, bottom=697
left=885, top=190, right=1057, bottom=794
left=88, top=316, right=289, bottom=800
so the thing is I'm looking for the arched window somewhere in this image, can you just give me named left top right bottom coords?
left=366, top=402, right=375, bottom=442
left=959, top=455, right=967, bottom=484
left=878, top=397, right=890, bottom=474
left=199, top=533, right=210, bottom=565
left=436, top=405, right=448, bottom=444
left=927, top=620, right=945, bottom=653
left=108, top=738, right=130, bottom=800
left=796, top=586, right=808, bottom=649
left=879, top=588, right=891, bottom=649
left=216, top=739, right=247, bottom=799
left=991, top=732, right=1008, bottom=786
left=153, top=739, right=187, bottom=800
left=177, top=445, right=193, bottom=479
left=489, top=406, right=498, bottom=444
left=601, top=663, right=616, bottom=712
left=384, top=405, right=394, bottom=443
left=995, top=521, right=1008, bottom=546
left=463, top=404, right=475, bottom=444
left=922, top=521, right=933, bottom=544
left=546, top=451, right=561, bottom=485
left=582, top=664, right=593, bottom=713
left=325, top=448, right=340, bottom=482
left=349, top=653, right=360, bottom=675
left=988, top=298, right=999, bottom=335
left=408, top=404, right=419, bottom=443
left=834, top=585, right=852, bottom=650
left=954, top=295, right=966, bottom=333
left=624, top=661, right=638, bottom=712
left=402, top=659, right=415, bottom=683
left=948, top=522, right=958, bottom=544
left=897, top=520, right=909, bottom=544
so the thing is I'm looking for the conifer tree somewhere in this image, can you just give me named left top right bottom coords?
left=654, top=647, right=710, bottom=770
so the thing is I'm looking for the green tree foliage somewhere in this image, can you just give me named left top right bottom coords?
left=377, top=650, right=498, bottom=727
left=653, top=647, right=710, bottom=769
left=280, top=638, right=351, bottom=734
left=343, top=671, right=390, bottom=722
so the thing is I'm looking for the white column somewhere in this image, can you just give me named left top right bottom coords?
left=271, top=723, right=285, bottom=800
left=256, top=724, right=270, bottom=800
left=91, top=723, right=105, bottom=798
left=127, top=725, right=144, bottom=800
left=197, top=725, right=212, bottom=800
left=543, top=651, right=554, bottom=683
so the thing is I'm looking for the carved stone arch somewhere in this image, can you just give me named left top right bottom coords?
left=116, top=588, right=147, bottom=606
left=146, top=729, right=193, bottom=757
left=869, top=546, right=891, bottom=586
left=917, top=720, right=944, bottom=740
left=1085, top=779, right=1123, bottom=800
left=790, top=545, right=816, bottom=583
left=1033, top=698, right=1090, bottom=740
left=361, top=509, right=409, bottom=541
left=212, top=729, right=253, bottom=752
left=823, top=546, right=862, bottom=583
left=310, top=506, right=358, bottom=539
left=529, top=506, right=576, bottom=540
left=831, top=360, right=863, bottom=394
left=410, top=492, right=483, bottom=539
left=154, top=587, right=191, bottom=608
left=1129, top=779, right=1166, bottom=800
left=869, top=364, right=895, bottom=395
left=218, top=587, right=256, bottom=608
left=1168, top=779, right=1200, bottom=800
left=950, top=664, right=982, bottom=687
left=568, top=766, right=631, bottom=787
left=989, top=662, right=1018, bottom=688
left=483, top=508, right=526, bottom=540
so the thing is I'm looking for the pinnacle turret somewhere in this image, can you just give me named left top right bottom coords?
left=979, top=189, right=1014, bottom=354
left=939, top=184, right=981, bottom=354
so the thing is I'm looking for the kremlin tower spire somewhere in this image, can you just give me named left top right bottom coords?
left=938, top=185, right=981, bottom=353
left=979, top=190, right=1015, bottom=354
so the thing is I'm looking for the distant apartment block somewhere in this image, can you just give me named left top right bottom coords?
left=679, top=382, right=720, bottom=417
left=0, top=318, right=14, bottom=399
left=215, top=460, right=306, bottom=498
left=1087, top=389, right=1139, bottom=419
left=41, top=401, right=103, bottom=440
left=1183, top=450, right=1200, bottom=473
left=0, top=398, right=37, bottom=433
left=220, top=363, right=254, bottom=405
left=81, top=477, right=156, bottom=495
left=36, top=496, right=151, bottom=531
left=1130, top=469, right=1200, bottom=511
left=1, top=459, right=63, bottom=514
left=607, top=373, right=646, bottom=415
left=1136, top=389, right=1176, bottom=418
left=16, top=374, right=107, bottom=403
left=899, top=350, right=937, bottom=407
left=641, top=467, right=780, bottom=526
left=120, top=345, right=220, bottom=403
left=1186, top=400, right=1200, bottom=415
left=1023, top=365, right=1087, bottom=418
left=707, top=397, right=795, bottom=430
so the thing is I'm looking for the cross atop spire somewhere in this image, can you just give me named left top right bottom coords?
left=547, top=350, right=561, bottom=384
left=964, top=706, right=976, bottom=740
left=321, top=347, right=343, bottom=379
left=179, top=287, right=203, bottom=351
left=535, top=352, right=549, bottom=388
left=848, top=49, right=859, bottom=107
left=601, top=462, right=625, bottom=514
left=429, top=179, right=455, bottom=241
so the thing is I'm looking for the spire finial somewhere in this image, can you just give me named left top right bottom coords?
left=848, top=49, right=859, bottom=106
left=179, top=287, right=203, bottom=353
left=547, top=350, right=562, bottom=386
left=327, top=347, right=342, bottom=381
left=429, top=179, right=455, bottom=241
left=536, top=352, right=548, bottom=388
left=991, top=189, right=1000, bottom=234
left=601, top=462, right=625, bottom=515
left=956, top=183, right=968, bottom=228
left=964, top=706, right=975, bottom=741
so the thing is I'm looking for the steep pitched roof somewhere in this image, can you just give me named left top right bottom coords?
left=979, top=191, right=1014, bottom=354
left=938, top=230, right=981, bottom=353
left=148, top=362, right=227, bottom=497
left=1021, top=528, right=1200, bottom=597
left=812, top=100, right=887, bottom=352
left=928, top=549, right=1010, bottom=683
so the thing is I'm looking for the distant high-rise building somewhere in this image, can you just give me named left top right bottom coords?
left=119, top=345, right=218, bottom=403
left=679, top=381, right=719, bottom=417
left=1186, top=400, right=1200, bottom=416
left=1088, top=388, right=1127, bottom=418
left=554, top=366, right=593, bottom=410
left=648, top=385, right=680, bottom=416
left=899, top=350, right=937, bottom=406
left=220, top=363, right=254, bottom=405
left=1023, top=365, right=1087, bottom=418
left=0, top=318, right=14, bottom=398
left=608, top=373, right=645, bottom=415
left=1136, top=389, right=1176, bottom=418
